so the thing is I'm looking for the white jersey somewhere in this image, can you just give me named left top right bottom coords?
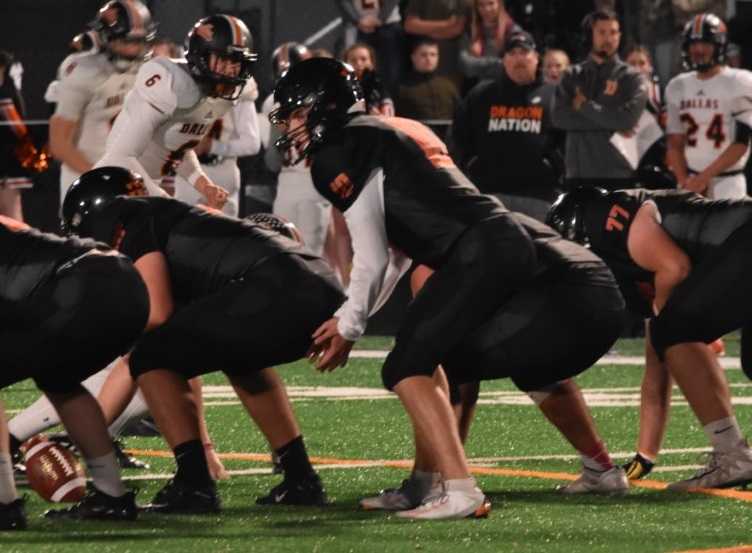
left=666, top=66, right=752, bottom=174
left=96, top=57, right=234, bottom=193
left=53, top=50, right=138, bottom=187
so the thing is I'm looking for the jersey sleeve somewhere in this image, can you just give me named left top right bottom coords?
left=118, top=208, right=161, bottom=262
left=133, top=59, right=178, bottom=115
left=664, top=77, right=683, bottom=136
left=52, top=55, right=100, bottom=121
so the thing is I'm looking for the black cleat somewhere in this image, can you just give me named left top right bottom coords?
left=113, top=440, right=150, bottom=470
left=623, top=453, right=655, bottom=480
left=0, top=498, right=27, bottom=530
left=121, top=416, right=161, bottom=438
left=11, top=449, right=27, bottom=486
left=145, top=478, right=220, bottom=514
left=44, top=486, right=138, bottom=521
left=256, top=473, right=328, bottom=506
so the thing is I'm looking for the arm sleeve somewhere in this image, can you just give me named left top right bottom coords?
left=577, top=72, right=648, bottom=131
left=174, top=149, right=208, bottom=186
left=333, top=168, right=392, bottom=341
left=209, top=99, right=261, bottom=158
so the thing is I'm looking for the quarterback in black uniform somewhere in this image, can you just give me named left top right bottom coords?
left=271, top=58, right=628, bottom=519
left=548, top=187, right=752, bottom=490
left=62, top=167, right=345, bottom=513
left=0, top=215, right=149, bottom=528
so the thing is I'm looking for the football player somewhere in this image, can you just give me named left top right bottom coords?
left=271, top=58, right=628, bottom=519
left=666, top=13, right=752, bottom=200
left=49, top=0, right=156, bottom=204
left=547, top=187, right=752, bottom=488
left=62, top=167, right=345, bottom=513
left=0, top=215, right=149, bottom=528
left=94, top=13, right=257, bottom=209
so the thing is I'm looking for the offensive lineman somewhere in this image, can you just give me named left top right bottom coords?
left=547, top=187, right=752, bottom=488
left=0, top=216, right=149, bottom=528
left=62, top=167, right=345, bottom=512
left=666, top=13, right=752, bottom=199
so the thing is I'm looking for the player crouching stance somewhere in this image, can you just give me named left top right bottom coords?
left=271, top=58, right=628, bottom=520
left=548, top=187, right=752, bottom=489
left=0, top=216, right=148, bottom=528
left=62, top=167, right=345, bottom=513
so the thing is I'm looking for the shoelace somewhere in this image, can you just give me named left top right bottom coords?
left=691, top=451, right=722, bottom=479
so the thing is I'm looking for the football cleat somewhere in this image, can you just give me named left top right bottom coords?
left=623, top=453, right=655, bottom=480
left=112, top=440, right=150, bottom=470
left=395, top=483, right=490, bottom=520
left=360, top=478, right=442, bottom=511
left=256, top=473, right=327, bottom=506
left=11, top=449, right=27, bottom=486
left=0, top=498, right=27, bottom=530
left=145, top=478, right=220, bottom=514
left=668, top=445, right=752, bottom=491
left=558, top=466, right=629, bottom=495
left=44, top=486, right=138, bottom=521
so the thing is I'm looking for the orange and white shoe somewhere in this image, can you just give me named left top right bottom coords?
left=709, top=338, right=726, bottom=356
left=395, top=479, right=490, bottom=520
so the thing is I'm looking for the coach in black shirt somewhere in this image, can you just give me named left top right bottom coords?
left=449, top=31, right=563, bottom=222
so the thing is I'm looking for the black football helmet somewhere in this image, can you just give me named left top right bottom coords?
left=245, top=213, right=304, bottom=244
left=545, top=187, right=609, bottom=246
left=91, top=0, right=156, bottom=71
left=271, top=42, right=311, bottom=82
left=269, top=58, right=364, bottom=165
left=185, top=14, right=257, bottom=101
left=681, top=13, right=727, bottom=71
left=62, top=166, right=148, bottom=244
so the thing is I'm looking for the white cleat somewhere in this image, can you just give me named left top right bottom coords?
left=668, top=445, right=752, bottom=491
left=395, top=483, right=491, bottom=520
left=359, top=478, right=441, bottom=511
left=558, top=466, right=629, bottom=495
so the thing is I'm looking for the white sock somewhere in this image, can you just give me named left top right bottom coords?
left=86, top=452, right=126, bottom=497
left=0, top=453, right=19, bottom=504
left=704, top=416, right=744, bottom=452
left=108, top=390, right=149, bottom=438
left=443, top=477, right=478, bottom=493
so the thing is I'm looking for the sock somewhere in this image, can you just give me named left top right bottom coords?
left=581, top=442, right=614, bottom=471
left=7, top=395, right=61, bottom=441
left=275, top=435, right=315, bottom=481
left=443, top=477, right=478, bottom=493
left=412, top=470, right=441, bottom=497
left=0, top=453, right=18, bottom=504
left=636, top=451, right=655, bottom=464
left=8, top=435, right=21, bottom=458
left=107, top=390, right=149, bottom=438
left=86, top=452, right=126, bottom=498
left=704, top=416, right=744, bottom=452
left=174, top=439, right=212, bottom=488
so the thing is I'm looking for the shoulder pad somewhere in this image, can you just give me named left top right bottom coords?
left=134, top=58, right=180, bottom=114
left=57, top=51, right=110, bottom=88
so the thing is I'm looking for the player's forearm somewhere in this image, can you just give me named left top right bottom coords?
left=666, top=140, right=689, bottom=185
left=698, top=142, right=748, bottom=180
left=49, top=118, right=93, bottom=173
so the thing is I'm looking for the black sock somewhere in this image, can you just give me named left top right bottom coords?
left=173, top=440, right=212, bottom=488
left=9, top=435, right=21, bottom=458
left=275, top=435, right=315, bottom=481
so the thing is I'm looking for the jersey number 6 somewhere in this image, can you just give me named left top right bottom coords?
left=145, top=74, right=161, bottom=87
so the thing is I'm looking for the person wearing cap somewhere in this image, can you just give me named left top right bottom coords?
left=552, top=9, right=648, bottom=191
left=449, top=30, right=563, bottom=222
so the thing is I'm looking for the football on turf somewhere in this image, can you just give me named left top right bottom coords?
left=21, top=434, right=87, bottom=503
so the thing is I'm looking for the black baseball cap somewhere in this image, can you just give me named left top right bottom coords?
left=504, top=31, right=536, bottom=54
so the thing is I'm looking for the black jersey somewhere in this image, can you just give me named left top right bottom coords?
left=113, top=197, right=312, bottom=302
left=0, top=221, right=106, bottom=302
left=311, top=115, right=508, bottom=268
left=583, top=188, right=752, bottom=283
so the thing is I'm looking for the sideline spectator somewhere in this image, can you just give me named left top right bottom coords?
left=343, top=43, right=395, bottom=116
left=459, top=0, right=519, bottom=81
left=542, top=48, right=570, bottom=85
left=552, top=9, right=647, bottom=190
left=396, top=39, right=460, bottom=123
left=450, top=31, right=563, bottom=221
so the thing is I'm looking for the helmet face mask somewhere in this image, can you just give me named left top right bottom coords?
left=682, top=13, right=727, bottom=72
left=92, top=1, right=156, bottom=72
left=185, top=15, right=257, bottom=101
left=545, top=188, right=609, bottom=247
left=270, top=58, right=365, bottom=166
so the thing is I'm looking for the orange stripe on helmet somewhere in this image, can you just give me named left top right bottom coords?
left=693, top=14, right=704, bottom=38
left=222, top=14, right=243, bottom=47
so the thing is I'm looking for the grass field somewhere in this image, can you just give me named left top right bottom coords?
left=1, top=336, right=751, bottom=553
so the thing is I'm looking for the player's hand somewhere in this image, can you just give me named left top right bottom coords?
left=683, top=173, right=709, bottom=194
left=308, top=317, right=354, bottom=372
left=573, top=87, right=587, bottom=110
left=204, top=443, right=230, bottom=481
left=196, top=176, right=228, bottom=209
